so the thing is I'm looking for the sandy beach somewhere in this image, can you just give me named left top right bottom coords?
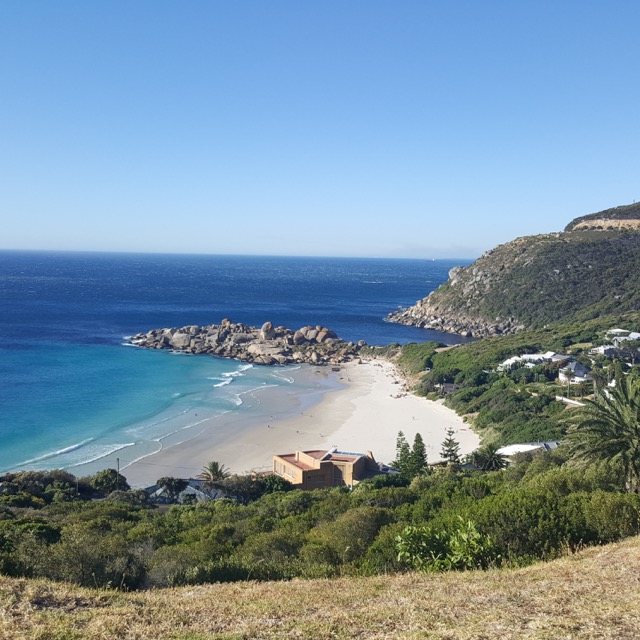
left=122, top=359, right=480, bottom=487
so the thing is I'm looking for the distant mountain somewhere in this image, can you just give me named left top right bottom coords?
left=388, top=203, right=640, bottom=337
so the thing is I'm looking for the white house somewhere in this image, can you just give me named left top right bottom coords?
left=145, top=478, right=225, bottom=504
left=497, top=351, right=563, bottom=371
left=559, top=360, right=591, bottom=384
left=496, top=441, right=561, bottom=462
left=613, top=332, right=640, bottom=348
left=606, top=328, right=631, bottom=337
left=590, top=344, right=618, bottom=357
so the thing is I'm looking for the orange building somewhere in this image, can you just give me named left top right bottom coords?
left=273, top=447, right=379, bottom=490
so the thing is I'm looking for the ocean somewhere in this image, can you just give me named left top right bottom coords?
left=0, top=251, right=472, bottom=476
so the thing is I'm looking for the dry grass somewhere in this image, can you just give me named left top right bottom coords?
left=2, top=537, right=640, bottom=639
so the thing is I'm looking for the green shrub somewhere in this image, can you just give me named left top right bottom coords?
left=396, top=518, right=499, bottom=572
left=307, top=506, right=393, bottom=565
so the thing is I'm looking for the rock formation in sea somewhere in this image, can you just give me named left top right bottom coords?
left=129, top=319, right=368, bottom=365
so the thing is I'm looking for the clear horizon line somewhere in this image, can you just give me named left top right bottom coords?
left=0, top=247, right=479, bottom=262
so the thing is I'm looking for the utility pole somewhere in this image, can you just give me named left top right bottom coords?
left=117, top=457, right=120, bottom=491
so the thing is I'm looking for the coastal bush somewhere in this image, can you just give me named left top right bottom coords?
left=356, top=473, right=410, bottom=489
left=3, top=444, right=640, bottom=589
left=396, top=518, right=499, bottom=572
left=305, top=487, right=353, bottom=525
left=106, top=489, right=152, bottom=507
left=462, top=489, right=573, bottom=561
left=0, top=519, right=61, bottom=545
left=148, top=544, right=205, bottom=588
left=260, top=473, right=294, bottom=494
left=156, top=477, right=188, bottom=500
left=175, top=556, right=299, bottom=585
left=359, top=343, right=401, bottom=359
left=0, top=492, right=46, bottom=509
left=361, top=522, right=408, bottom=574
left=88, top=468, right=130, bottom=496
left=580, top=491, right=640, bottom=542
left=220, top=475, right=271, bottom=504
left=266, top=489, right=315, bottom=518
left=236, top=530, right=304, bottom=566
left=306, top=507, right=393, bottom=565
left=395, top=342, right=441, bottom=375
left=33, top=523, right=146, bottom=589
left=352, top=486, right=416, bottom=509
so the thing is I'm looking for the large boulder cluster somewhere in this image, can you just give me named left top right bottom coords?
left=129, top=319, right=367, bottom=366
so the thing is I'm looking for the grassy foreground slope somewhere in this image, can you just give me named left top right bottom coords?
left=3, top=536, right=640, bottom=639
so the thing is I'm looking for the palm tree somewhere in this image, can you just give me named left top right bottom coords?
left=470, top=443, right=507, bottom=471
left=564, top=372, right=640, bottom=493
left=197, top=461, right=230, bottom=488
left=562, top=367, right=575, bottom=397
left=576, top=381, right=590, bottom=399
left=590, top=367, right=609, bottom=398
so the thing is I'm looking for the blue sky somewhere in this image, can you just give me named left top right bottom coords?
left=1, top=2, right=638, bottom=258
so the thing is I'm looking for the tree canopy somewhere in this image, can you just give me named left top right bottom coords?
left=565, top=371, right=640, bottom=493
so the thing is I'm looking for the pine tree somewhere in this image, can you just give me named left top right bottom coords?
left=407, top=432, right=428, bottom=477
left=393, top=431, right=411, bottom=472
left=440, top=428, right=460, bottom=465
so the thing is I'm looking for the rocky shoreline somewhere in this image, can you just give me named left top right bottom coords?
left=386, top=266, right=522, bottom=338
left=128, top=319, right=368, bottom=365
left=386, top=304, right=518, bottom=338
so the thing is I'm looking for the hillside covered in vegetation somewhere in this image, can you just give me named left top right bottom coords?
left=388, top=202, right=640, bottom=337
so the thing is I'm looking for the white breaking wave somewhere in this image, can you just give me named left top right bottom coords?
left=67, top=442, right=136, bottom=468
left=12, top=437, right=96, bottom=468
left=120, top=443, right=163, bottom=470
left=271, top=370, right=295, bottom=384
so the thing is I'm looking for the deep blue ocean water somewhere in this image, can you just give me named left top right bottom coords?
left=0, top=251, right=472, bottom=473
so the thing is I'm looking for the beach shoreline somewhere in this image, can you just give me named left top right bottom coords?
left=119, top=358, right=480, bottom=487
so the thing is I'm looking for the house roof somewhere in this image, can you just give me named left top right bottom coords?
left=615, top=332, right=640, bottom=342
left=278, top=454, right=315, bottom=471
left=276, top=448, right=367, bottom=471
left=300, top=450, right=330, bottom=460
left=498, top=352, right=566, bottom=370
left=562, top=360, right=590, bottom=374
left=497, top=441, right=561, bottom=457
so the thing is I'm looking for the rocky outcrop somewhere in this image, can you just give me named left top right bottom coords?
left=388, top=202, right=640, bottom=337
left=129, top=320, right=365, bottom=366
left=387, top=240, right=533, bottom=337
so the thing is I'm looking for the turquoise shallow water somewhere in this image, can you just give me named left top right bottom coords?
left=0, top=344, right=305, bottom=472
left=0, top=251, right=471, bottom=473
